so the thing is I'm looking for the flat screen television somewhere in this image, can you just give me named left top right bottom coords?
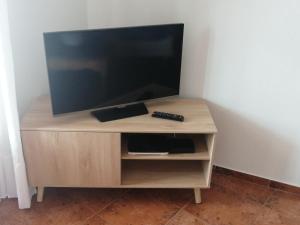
left=43, top=23, right=184, bottom=120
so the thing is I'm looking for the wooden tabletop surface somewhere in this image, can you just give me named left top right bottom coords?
left=21, top=96, right=217, bottom=133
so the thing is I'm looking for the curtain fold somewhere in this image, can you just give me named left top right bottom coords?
left=0, top=0, right=32, bottom=208
left=0, top=105, right=17, bottom=198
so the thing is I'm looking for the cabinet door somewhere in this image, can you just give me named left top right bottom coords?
left=22, top=131, right=121, bottom=187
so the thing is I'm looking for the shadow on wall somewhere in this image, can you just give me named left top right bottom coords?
left=206, top=101, right=297, bottom=185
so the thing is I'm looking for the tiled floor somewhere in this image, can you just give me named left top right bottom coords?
left=1, top=172, right=300, bottom=225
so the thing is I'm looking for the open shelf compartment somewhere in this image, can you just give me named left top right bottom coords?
left=121, top=160, right=208, bottom=188
left=121, top=133, right=210, bottom=160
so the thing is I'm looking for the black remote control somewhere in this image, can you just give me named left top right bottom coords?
left=152, top=111, right=184, bottom=122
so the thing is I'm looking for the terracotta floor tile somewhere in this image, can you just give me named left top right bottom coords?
left=32, top=188, right=75, bottom=210
left=0, top=199, right=19, bottom=218
left=212, top=173, right=271, bottom=204
left=264, top=190, right=300, bottom=217
left=19, top=207, right=55, bottom=225
left=0, top=196, right=94, bottom=225
left=166, top=209, right=209, bottom=225
left=253, top=207, right=300, bottom=225
left=81, top=215, right=108, bottom=225
left=1, top=179, right=299, bottom=225
left=0, top=199, right=37, bottom=225
left=9, top=190, right=73, bottom=225
left=0, top=215, right=28, bottom=225
left=46, top=202, right=94, bottom=225
left=96, top=189, right=190, bottom=225
left=28, top=188, right=95, bottom=225
left=133, top=189, right=193, bottom=207
left=185, top=186, right=264, bottom=225
left=65, top=188, right=126, bottom=212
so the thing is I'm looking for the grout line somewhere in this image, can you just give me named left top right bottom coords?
left=164, top=196, right=216, bottom=225
left=164, top=198, right=193, bottom=225
left=79, top=198, right=119, bottom=225
left=78, top=190, right=129, bottom=225
left=94, top=190, right=129, bottom=215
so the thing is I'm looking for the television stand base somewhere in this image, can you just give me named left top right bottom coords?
left=91, top=103, right=149, bottom=122
left=21, top=96, right=218, bottom=205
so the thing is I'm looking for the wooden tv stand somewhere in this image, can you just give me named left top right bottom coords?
left=21, top=96, right=217, bottom=204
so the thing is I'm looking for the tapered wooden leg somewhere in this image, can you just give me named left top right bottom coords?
left=37, top=186, right=44, bottom=202
left=194, top=188, right=201, bottom=204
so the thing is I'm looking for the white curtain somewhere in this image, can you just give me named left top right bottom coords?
left=0, top=0, right=32, bottom=208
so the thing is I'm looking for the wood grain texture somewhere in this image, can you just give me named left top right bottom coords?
left=21, top=96, right=217, bottom=134
left=22, top=131, right=121, bottom=187
left=121, top=161, right=207, bottom=188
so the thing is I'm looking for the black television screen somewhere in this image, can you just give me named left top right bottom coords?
left=44, top=24, right=184, bottom=114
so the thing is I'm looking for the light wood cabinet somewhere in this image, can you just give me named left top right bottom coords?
left=22, top=131, right=121, bottom=187
left=21, top=96, right=217, bottom=204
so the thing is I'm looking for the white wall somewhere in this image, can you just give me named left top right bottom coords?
left=204, top=0, right=300, bottom=186
left=7, top=0, right=87, bottom=115
left=87, top=0, right=300, bottom=186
